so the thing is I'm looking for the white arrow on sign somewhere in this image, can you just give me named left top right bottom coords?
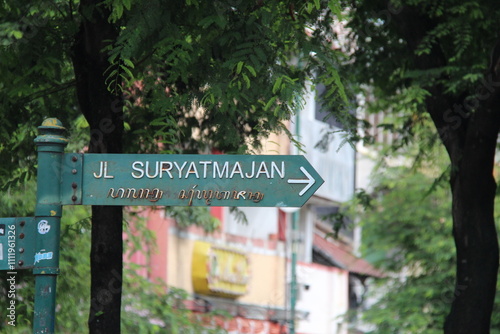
left=287, top=166, right=316, bottom=196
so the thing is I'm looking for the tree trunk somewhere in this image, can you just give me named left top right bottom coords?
left=437, top=39, right=500, bottom=334
left=390, top=5, right=500, bottom=332
left=441, top=66, right=500, bottom=333
left=71, top=1, right=124, bottom=333
left=443, top=126, right=499, bottom=333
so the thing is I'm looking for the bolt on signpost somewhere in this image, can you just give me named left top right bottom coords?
left=0, top=118, right=324, bottom=333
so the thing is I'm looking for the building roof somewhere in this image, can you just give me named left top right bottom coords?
left=313, top=233, right=384, bottom=278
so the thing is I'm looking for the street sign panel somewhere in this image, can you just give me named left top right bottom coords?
left=62, top=154, right=324, bottom=207
left=0, top=217, right=36, bottom=271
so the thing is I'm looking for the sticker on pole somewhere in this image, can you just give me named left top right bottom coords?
left=37, top=220, right=51, bottom=235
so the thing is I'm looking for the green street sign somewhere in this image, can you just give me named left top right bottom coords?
left=1, top=118, right=328, bottom=333
left=62, top=153, right=324, bottom=207
left=0, top=217, right=36, bottom=271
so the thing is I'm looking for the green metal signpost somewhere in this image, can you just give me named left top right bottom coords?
left=0, top=118, right=324, bottom=333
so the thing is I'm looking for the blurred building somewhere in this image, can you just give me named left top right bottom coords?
left=128, top=81, right=382, bottom=334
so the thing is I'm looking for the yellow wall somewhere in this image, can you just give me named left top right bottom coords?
left=167, top=233, right=286, bottom=307
left=239, top=252, right=286, bottom=306
left=167, top=233, right=194, bottom=293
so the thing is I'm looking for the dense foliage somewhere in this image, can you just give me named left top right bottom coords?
left=342, top=0, right=500, bottom=332
left=108, top=0, right=350, bottom=154
left=0, top=0, right=350, bottom=168
left=354, top=161, right=500, bottom=333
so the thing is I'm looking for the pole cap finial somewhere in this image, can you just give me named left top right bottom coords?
left=38, top=118, right=66, bottom=131
left=34, top=118, right=68, bottom=148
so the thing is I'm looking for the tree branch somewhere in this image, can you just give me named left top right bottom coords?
left=20, top=80, right=77, bottom=104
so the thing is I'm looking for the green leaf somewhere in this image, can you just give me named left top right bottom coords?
left=272, top=77, right=283, bottom=94
left=11, top=30, right=23, bottom=39
left=123, top=58, right=134, bottom=68
left=119, top=64, right=134, bottom=79
left=306, top=2, right=314, bottom=13
left=242, top=73, right=250, bottom=88
left=264, top=96, right=278, bottom=111
left=123, top=0, right=132, bottom=11
left=245, top=65, right=257, bottom=77
left=236, top=61, right=244, bottom=74
left=113, top=4, right=123, bottom=21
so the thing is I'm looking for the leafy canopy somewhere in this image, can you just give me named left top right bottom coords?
left=342, top=0, right=500, bottom=152
left=354, top=163, right=500, bottom=333
left=0, top=0, right=349, bottom=184
left=0, top=0, right=349, bottom=331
